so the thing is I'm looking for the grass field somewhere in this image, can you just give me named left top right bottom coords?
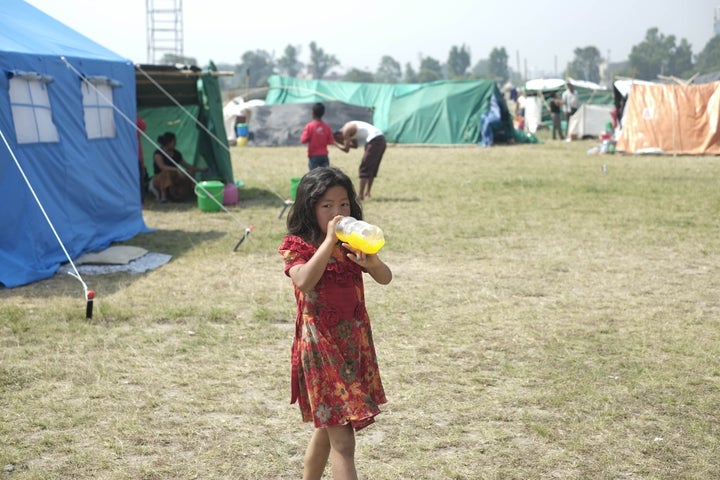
left=2, top=137, right=720, bottom=479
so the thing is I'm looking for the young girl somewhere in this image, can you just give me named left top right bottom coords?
left=278, top=166, right=392, bottom=480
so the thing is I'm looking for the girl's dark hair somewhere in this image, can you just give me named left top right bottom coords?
left=287, top=167, right=362, bottom=245
left=157, top=132, right=176, bottom=146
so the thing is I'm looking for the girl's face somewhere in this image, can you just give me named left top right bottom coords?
left=314, top=185, right=351, bottom=233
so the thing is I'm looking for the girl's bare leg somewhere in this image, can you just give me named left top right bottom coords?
left=303, top=428, right=330, bottom=480
left=327, top=424, right=358, bottom=480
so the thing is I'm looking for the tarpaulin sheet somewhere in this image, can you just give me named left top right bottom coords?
left=265, top=75, right=513, bottom=144
left=616, top=82, right=720, bottom=155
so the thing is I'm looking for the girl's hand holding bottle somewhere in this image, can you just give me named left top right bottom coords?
left=335, top=216, right=392, bottom=284
left=335, top=216, right=385, bottom=254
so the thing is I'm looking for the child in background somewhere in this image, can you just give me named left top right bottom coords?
left=301, top=103, right=335, bottom=171
left=278, top=166, right=392, bottom=480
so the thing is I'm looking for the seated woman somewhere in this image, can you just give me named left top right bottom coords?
left=151, top=132, right=205, bottom=202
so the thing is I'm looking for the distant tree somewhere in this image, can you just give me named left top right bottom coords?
left=488, top=47, right=509, bottom=84
left=471, top=58, right=490, bottom=78
left=216, top=62, right=242, bottom=90
left=567, top=46, right=602, bottom=83
left=417, top=56, right=443, bottom=83
left=277, top=44, right=304, bottom=77
left=695, top=35, right=720, bottom=73
left=668, top=38, right=694, bottom=77
left=447, top=44, right=471, bottom=78
left=344, top=68, right=375, bottom=83
left=404, top=62, right=418, bottom=83
left=628, top=28, right=694, bottom=80
left=603, top=61, right=628, bottom=82
left=376, top=55, right=402, bottom=83
left=308, top=41, right=340, bottom=79
left=159, top=53, right=198, bottom=66
left=507, top=68, right=523, bottom=86
left=237, top=50, right=275, bottom=87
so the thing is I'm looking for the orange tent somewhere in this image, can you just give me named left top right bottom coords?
left=616, top=82, right=720, bottom=155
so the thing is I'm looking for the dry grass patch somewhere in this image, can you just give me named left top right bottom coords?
left=2, top=140, right=720, bottom=479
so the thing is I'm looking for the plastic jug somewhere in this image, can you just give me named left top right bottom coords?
left=335, top=216, right=385, bottom=254
left=222, top=183, right=238, bottom=205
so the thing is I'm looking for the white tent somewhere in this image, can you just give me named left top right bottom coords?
left=567, top=104, right=613, bottom=139
left=525, top=77, right=604, bottom=92
left=523, top=96, right=544, bottom=133
left=222, top=97, right=265, bottom=144
left=523, top=77, right=611, bottom=135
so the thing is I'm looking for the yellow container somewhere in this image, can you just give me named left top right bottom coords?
left=336, top=231, right=385, bottom=254
left=335, top=217, right=385, bottom=254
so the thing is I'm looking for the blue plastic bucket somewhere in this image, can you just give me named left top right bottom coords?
left=236, top=123, right=248, bottom=137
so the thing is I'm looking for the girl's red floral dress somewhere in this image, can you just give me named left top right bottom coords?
left=279, top=235, right=386, bottom=431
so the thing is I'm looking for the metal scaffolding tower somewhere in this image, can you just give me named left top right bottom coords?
left=146, top=0, right=184, bottom=64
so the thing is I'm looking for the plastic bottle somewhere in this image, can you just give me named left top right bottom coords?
left=335, top=216, right=385, bottom=254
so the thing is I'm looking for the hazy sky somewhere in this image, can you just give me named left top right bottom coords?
left=25, top=0, right=719, bottom=78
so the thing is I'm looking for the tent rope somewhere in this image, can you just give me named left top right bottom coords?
left=0, top=126, right=92, bottom=310
left=61, top=57, right=255, bottom=249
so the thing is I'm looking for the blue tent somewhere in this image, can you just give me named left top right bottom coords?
left=0, top=0, right=148, bottom=288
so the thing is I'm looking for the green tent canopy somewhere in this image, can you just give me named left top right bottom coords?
left=265, top=75, right=514, bottom=145
left=137, top=63, right=233, bottom=184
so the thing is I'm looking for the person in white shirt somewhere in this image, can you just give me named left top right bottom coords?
left=561, top=82, right=579, bottom=140
left=516, top=89, right=527, bottom=118
left=334, top=121, right=387, bottom=200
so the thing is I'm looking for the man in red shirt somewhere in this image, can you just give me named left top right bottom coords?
left=301, top=103, right=334, bottom=170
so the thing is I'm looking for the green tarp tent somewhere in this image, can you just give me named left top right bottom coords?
left=265, top=75, right=514, bottom=145
left=137, top=63, right=233, bottom=184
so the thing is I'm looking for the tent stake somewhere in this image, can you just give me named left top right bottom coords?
left=86, top=290, right=95, bottom=319
left=233, top=226, right=254, bottom=252
left=278, top=199, right=293, bottom=219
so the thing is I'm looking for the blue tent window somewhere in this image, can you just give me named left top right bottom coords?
left=82, top=78, right=118, bottom=139
left=8, top=76, right=60, bottom=144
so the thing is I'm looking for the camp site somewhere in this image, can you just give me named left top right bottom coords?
left=2, top=0, right=720, bottom=478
